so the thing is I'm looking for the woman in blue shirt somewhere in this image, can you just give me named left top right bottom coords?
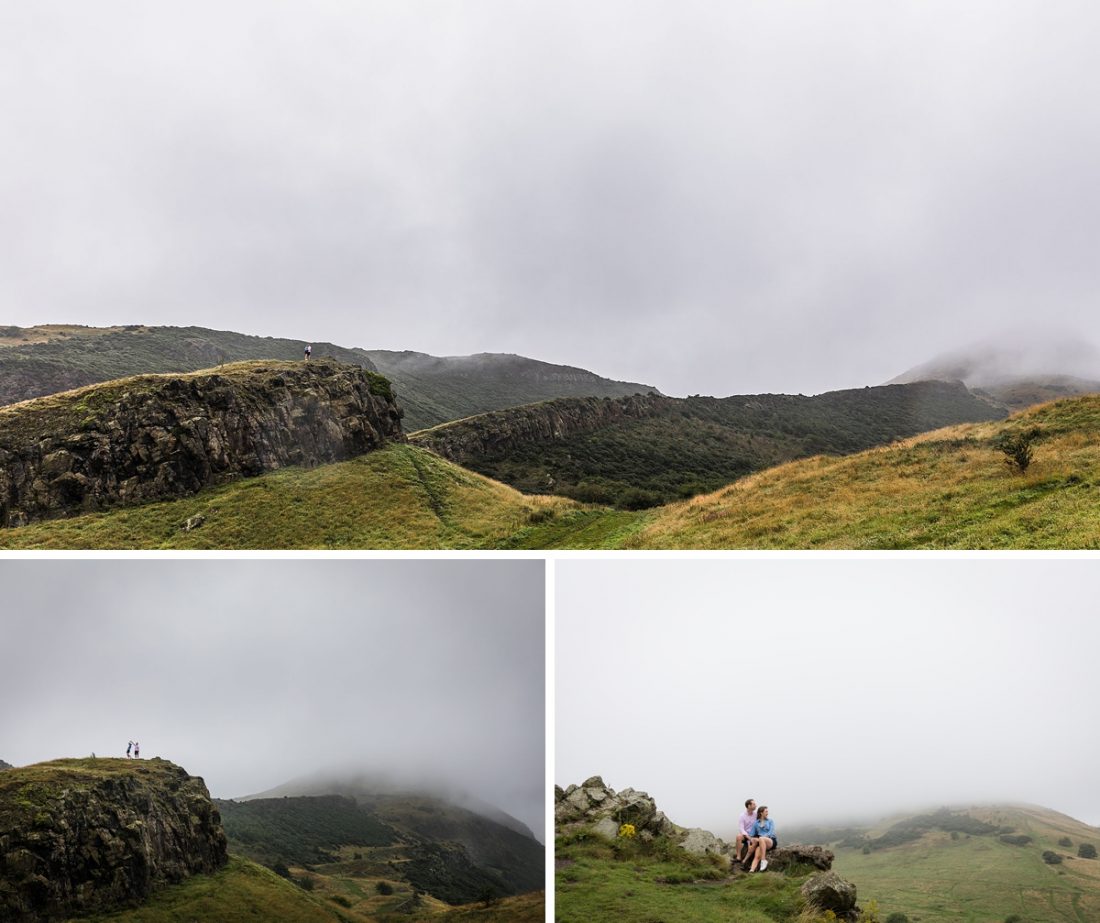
left=748, top=805, right=777, bottom=872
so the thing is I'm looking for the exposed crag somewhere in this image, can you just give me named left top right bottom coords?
left=413, top=393, right=668, bottom=463
left=0, top=758, right=228, bottom=922
left=0, top=360, right=404, bottom=527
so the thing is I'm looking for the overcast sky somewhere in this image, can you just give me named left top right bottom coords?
left=0, top=559, right=546, bottom=840
left=3, top=2, right=1100, bottom=396
left=556, top=559, right=1100, bottom=835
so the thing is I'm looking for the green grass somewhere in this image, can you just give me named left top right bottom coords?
left=0, top=444, right=580, bottom=550
left=626, top=396, right=1100, bottom=548
left=7, top=395, right=1100, bottom=549
left=555, top=833, right=831, bottom=923
left=71, top=856, right=355, bottom=923
left=825, top=806, right=1100, bottom=923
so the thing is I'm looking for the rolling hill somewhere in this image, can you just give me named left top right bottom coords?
left=362, top=349, right=657, bottom=431
left=621, top=394, right=1100, bottom=548
left=888, top=340, right=1100, bottom=411
left=3, top=385, right=1100, bottom=550
left=789, top=805, right=1100, bottom=923
left=412, top=380, right=1005, bottom=508
left=0, top=324, right=653, bottom=431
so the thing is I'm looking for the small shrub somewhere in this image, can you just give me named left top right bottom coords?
left=329, top=895, right=352, bottom=908
left=999, top=834, right=1032, bottom=846
left=1078, top=843, right=1097, bottom=859
left=618, top=823, right=637, bottom=838
left=862, top=845, right=871, bottom=854
left=617, top=487, right=662, bottom=510
left=950, top=831, right=959, bottom=841
left=271, top=861, right=292, bottom=879
left=1042, top=850, right=1063, bottom=865
left=375, top=881, right=394, bottom=895
left=1059, top=836, right=1073, bottom=847
left=995, top=427, right=1040, bottom=473
left=1005, top=915, right=1023, bottom=923
left=526, top=507, right=555, bottom=524
left=296, top=875, right=316, bottom=890
left=886, top=914, right=910, bottom=923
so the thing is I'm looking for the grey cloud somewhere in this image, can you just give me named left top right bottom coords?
left=0, top=559, right=546, bottom=840
left=556, top=559, right=1100, bottom=832
left=3, top=2, right=1100, bottom=395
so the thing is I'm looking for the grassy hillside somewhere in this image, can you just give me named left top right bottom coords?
left=0, top=444, right=579, bottom=550
left=71, top=856, right=355, bottom=923
left=623, top=395, right=1100, bottom=549
left=69, top=856, right=543, bottom=922
left=421, top=381, right=1004, bottom=509
left=0, top=325, right=375, bottom=407
left=364, top=349, right=657, bottom=431
left=0, top=325, right=656, bottom=430
left=801, top=805, right=1100, bottom=923
left=218, top=796, right=396, bottom=867
left=6, top=395, right=1100, bottom=549
left=556, top=828, right=861, bottom=923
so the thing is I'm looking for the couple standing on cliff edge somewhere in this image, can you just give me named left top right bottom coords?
left=735, top=798, right=777, bottom=872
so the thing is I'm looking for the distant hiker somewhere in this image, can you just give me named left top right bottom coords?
left=304, top=344, right=312, bottom=361
left=735, top=798, right=757, bottom=863
left=126, top=740, right=133, bottom=758
left=133, top=741, right=140, bottom=759
left=748, top=805, right=777, bottom=872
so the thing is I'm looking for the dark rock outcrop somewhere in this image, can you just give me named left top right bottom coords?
left=0, top=758, right=228, bottom=922
left=413, top=393, right=666, bottom=465
left=0, top=360, right=404, bottom=527
left=801, top=871, right=859, bottom=918
left=0, top=759, right=11, bottom=771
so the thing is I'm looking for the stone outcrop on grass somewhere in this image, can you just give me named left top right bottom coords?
left=801, top=871, right=859, bottom=918
left=0, top=360, right=404, bottom=527
left=0, top=758, right=228, bottom=922
left=556, top=776, right=837, bottom=870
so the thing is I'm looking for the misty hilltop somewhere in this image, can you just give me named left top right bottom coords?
left=789, top=803, right=1100, bottom=923
left=890, top=335, right=1100, bottom=410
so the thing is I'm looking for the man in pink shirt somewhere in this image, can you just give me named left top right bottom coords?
left=735, top=798, right=757, bottom=863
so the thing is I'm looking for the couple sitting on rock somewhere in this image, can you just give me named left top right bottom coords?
left=735, top=798, right=776, bottom=872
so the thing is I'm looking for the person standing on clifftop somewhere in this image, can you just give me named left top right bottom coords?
left=735, top=798, right=757, bottom=863
left=126, top=740, right=133, bottom=758
left=133, top=741, right=140, bottom=759
left=304, top=344, right=312, bottom=361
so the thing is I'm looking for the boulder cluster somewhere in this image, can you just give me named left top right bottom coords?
left=556, top=776, right=856, bottom=918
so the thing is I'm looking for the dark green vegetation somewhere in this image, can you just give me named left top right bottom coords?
left=363, top=349, right=656, bottom=431
left=792, top=805, right=1100, bottom=922
left=556, top=827, right=861, bottom=923
left=218, top=796, right=395, bottom=867
left=217, top=793, right=532, bottom=908
left=417, top=381, right=1004, bottom=508
left=0, top=325, right=377, bottom=407
left=0, top=324, right=652, bottom=431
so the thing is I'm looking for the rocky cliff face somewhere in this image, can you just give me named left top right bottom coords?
left=0, top=360, right=404, bottom=527
left=412, top=393, right=668, bottom=464
left=0, top=758, right=228, bottom=922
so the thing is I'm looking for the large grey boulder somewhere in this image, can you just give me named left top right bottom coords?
left=801, top=871, right=858, bottom=916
